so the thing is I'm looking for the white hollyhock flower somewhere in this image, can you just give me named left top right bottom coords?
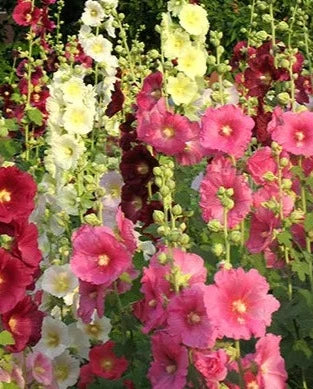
left=167, top=72, right=198, bottom=105
left=35, top=317, right=69, bottom=358
left=68, top=323, right=90, bottom=360
left=82, top=0, right=105, bottom=27
left=53, top=351, right=80, bottom=389
left=77, top=314, right=112, bottom=342
left=63, top=104, right=94, bottom=135
left=41, top=264, right=78, bottom=298
left=83, top=34, right=112, bottom=63
left=179, top=4, right=210, bottom=36
left=61, top=78, right=88, bottom=104
left=177, top=46, right=207, bottom=79
left=51, top=134, right=85, bottom=170
left=100, top=171, right=123, bottom=207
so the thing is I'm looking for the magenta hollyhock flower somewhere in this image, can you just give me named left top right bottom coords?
left=193, top=349, right=228, bottom=388
left=200, top=156, right=253, bottom=228
left=254, top=334, right=288, bottom=388
left=167, top=284, right=217, bottom=349
left=137, top=71, right=163, bottom=111
left=136, top=98, right=194, bottom=155
left=0, top=166, right=37, bottom=223
left=205, top=268, right=280, bottom=340
left=246, top=147, right=278, bottom=185
left=13, top=1, right=41, bottom=27
left=175, top=122, right=206, bottom=165
left=134, top=263, right=171, bottom=333
left=148, top=332, right=189, bottom=389
left=200, top=105, right=254, bottom=158
left=77, top=281, right=106, bottom=324
left=26, top=352, right=53, bottom=386
left=246, top=208, right=281, bottom=254
left=70, top=225, right=132, bottom=285
left=253, top=184, right=295, bottom=217
left=271, top=110, right=313, bottom=156
left=78, top=364, right=94, bottom=389
left=89, top=341, right=128, bottom=380
left=116, top=207, right=137, bottom=254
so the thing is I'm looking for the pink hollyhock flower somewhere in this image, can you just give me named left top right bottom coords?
left=13, top=1, right=41, bottom=27
left=148, top=332, right=189, bottom=389
left=89, top=341, right=128, bottom=380
left=137, top=71, right=163, bottom=111
left=136, top=98, right=194, bottom=155
left=134, top=263, right=171, bottom=333
left=253, top=184, right=295, bottom=217
left=205, top=268, right=280, bottom=340
left=2, top=295, right=44, bottom=352
left=70, top=225, right=131, bottom=285
left=0, top=249, right=32, bottom=314
left=26, top=352, right=53, bottom=386
left=200, top=156, right=253, bottom=228
left=246, top=147, right=278, bottom=185
left=264, top=248, right=285, bottom=269
left=246, top=208, right=281, bottom=254
left=193, top=349, right=228, bottom=388
left=254, top=334, right=288, bottom=388
left=303, top=156, right=313, bottom=176
left=271, top=111, right=313, bottom=156
left=167, top=284, right=217, bottom=349
left=176, top=121, right=206, bottom=165
left=0, top=166, right=37, bottom=223
left=200, top=105, right=254, bottom=158
left=116, top=207, right=137, bottom=254
left=78, top=364, right=94, bottom=389
left=115, top=265, right=139, bottom=294
left=77, top=281, right=106, bottom=324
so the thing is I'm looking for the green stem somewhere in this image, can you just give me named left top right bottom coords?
left=236, top=340, right=245, bottom=389
left=223, top=208, right=231, bottom=265
left=247, top=0, right=256, bottom=47
left=302, top=370, right=308, bottom=389
left=269, top=1, right=277, bottom=68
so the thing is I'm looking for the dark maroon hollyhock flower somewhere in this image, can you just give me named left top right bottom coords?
left=13, top=1, right=41, bottom=27
left=119, top=113, right=136, bottom=133
left=120, top=145, right=158, bottom=186
left=230, top=41, right=256, bottom=69
left=119, top=131, right=138, bottom=151
left=44, top=51, right=59, bottom=73
left=140, top=200, right=163, bottom=228
left=295, top=75, right=312, bottom=104
left=121, top=185, right=148, bottom=223
left=1, top=295, right=44, bottom=352
left=38, top=7, right=56, bottom=33
left=3, top=102, right=25, bottom=122
left=105, top=80, right=125, bottom=118
left=31, top=87, right=50, bottom=111
left=137, top=71, right=163, bottom=111
left=253, top=103, right=273, bottom=145
left=0, top=84, right=14, bottom=101
left=0, top=219, right=41, bottom=273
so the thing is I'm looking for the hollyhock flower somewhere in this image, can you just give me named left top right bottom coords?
left=13, top=1, right=41, bottom=27
left=246, top=147, right=278, bottom=185
left=0, top=166, right=36, bottom=223
left=1, top=296, right=44, bottom=352
left=205, top=268, right=280, bottom=340
left=78, top=314, right=112, bottom=342
left=78, top=364, right=94, bottom=389
left=63, top=104, right=94, bottom=135
left=253, top=184, right=295, bottom=217
left=41, top=264, right=78, bottom=298
left=116, top=207, right=137, bottom=254
left=176, top=121, right=206, bottom=165
left=83, top=34, right=113, bottom=62
left=100, top=171, right=123, bottom=208
left=264, top=247, right=285, bottom=269
left=148, top=332, right=188, bottom=389
left=167, top=284, right=217, bottom=349
left=271, top=110, right=313, bottom=156
left=82, top=0, right=105, bottom=26
left=26, top=352, right=53, bottom=386
left=68, top=323, right=90, bottom=360
left=246, top=208, right=281, bottom=253
left=0, top=249, right=32, bottom=314
left=177, top=46, right=207, bottom=79
left=200, top=156, right=253, bottom=228
left=89, top=341, right=128, bottom=380
left=137, top=98, right=194, bottom=155
left=134, top=263, right=171, bottom=333
left=200, top=105, right=254, bottom=158
left=70, top=225, right=131, bottom=285
left=53, top=351, right=80, bottom=389
left=167, top=73, right=198, bottom=105
left=120, top=145, right=158, bottom=187
left=78, top=281, right=106, bottom=323
left=121, top=184, right=148, bottom=223
left=193, top=349, right=228, bottom=388
left=178, top=3, right=209, bottom=35
left=0, top=219, right=41, bottom=272
left=137, top=71, right=163, bottom=111
left=254, top=334, right=288, bottom=387
left=35, top=317, right=69, bottom=358
left=105, top=79, right=125, bottom=117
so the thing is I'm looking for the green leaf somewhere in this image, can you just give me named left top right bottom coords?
left=277, top=231, right=292, bottom=248
left=4, top=119, right=18, bottom=131
left=26, top=108, right=43, bottom=126
left=291, top=259, right=309, bottom=282
left=3, top=384, right=20, bottom=389
left=0, top=331, right=15, bottom=346
left=0, top=139, right=22, bottom=160
left=304, top=214, right=313, bottom=234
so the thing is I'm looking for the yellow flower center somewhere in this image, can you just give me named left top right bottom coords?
left=132, top=196, right=142, bottom=211
left=0, top=273, right=4, bottom=285
left=98, top=254, right=110, bottom=267
left=8, top=317, right=17, bottom=332
left=46, top=332, right=60, bottom=348
left=187, top=312, right=201, bottom=325
left=34, top=365, right=45, bottom=375
left=295, top=131, right=305, bottom=146
left=220, top=125, right=233, bottom=136
left=90, top=9, right=98, bottom=17
left=54, top=273, right=70, bottom=293
left=55, top=365, right=69, bottom=382
left=148, top=299, right=157, bottom=308
left=232, top=299, right=247, bottom=323
left=0, top=189, right=11, bottom=203
left=70, top=109, right=85, bottom=124
left=137, top=163, right=149, bottom=175
left=86, top=323, right=101, bottom=337
left=166, top=364, right=177, bottom=374
left=163, top=127, right=175, bottom=138
left=92, top=43, right=103, bottom=54
left=101, top=359, right=113, bottom=371
left=25, top=13, right=32, bottom=22
left=63, top=146, right=74, bottom=157
left=247, top=382, right=259, bottom=389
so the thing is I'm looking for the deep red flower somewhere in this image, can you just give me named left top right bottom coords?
left=121, top=184, right=148, bottom=222
left=0, top=84, right=14, bottom=101
left=106, top=80, right=125, bottom=118
left=0, top=249, right=32, bottom=314
left=0, top=166, right=36, bottom=223
left=13, top=1, right=41, bottom=27
left=78, top=364, right=94, bottom=389
left=137, top=71, right=163, bottom=111
left=89, top=341, right=128, bottom=380
left=1, top=295, right=44, bottom=352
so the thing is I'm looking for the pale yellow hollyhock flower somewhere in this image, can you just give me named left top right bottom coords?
left=63, top=104, right=94, bottom=135
left=179, top=4, right=210, bottom=36
left=164, top=29, right=191, bottom=59
left=177, top=46, right=207, bottom=79
left=167, top=73, right=198, bottom=105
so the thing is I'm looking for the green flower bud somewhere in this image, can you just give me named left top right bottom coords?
left=263, top=171, right=277, bottom=182
left=256, top=30, right=268, bottom=41
left=180, top=234, right=190, bottom=245
left=212, top=243, right=224, bottom=257
left=282, top=178, right=292, bottom=189
left=280, top=157, right=289, bottom=167
left=226, top=188, right=234, bottom=197
left=207, top=220, right=222, bottom=232
left=262, top=14, right=272, bottom=23
left=155, top=177, right=163, bottom=187
left=230, top=231, right=242, bottom=243
left=153, top=210, right=165, bottom=223
left=84, top=213, right=101, bottom=226
left=277, top=92, right=290, bottom=105
left=217, top=186, right=226, bottom=195
left=172, top=204, right=182, bottom=216
left=160, top=186, right=170, bottom=197
left=158, top=252, right=168, bottom=264
left=277, top=21, right=289, bottom=31
left=207, top=55, right=217, bottom=65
